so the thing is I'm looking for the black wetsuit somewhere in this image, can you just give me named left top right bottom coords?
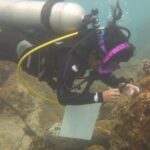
left=0, top=29, right=127, bottom=105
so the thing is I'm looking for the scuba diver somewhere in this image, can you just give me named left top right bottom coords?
left=0, top=0, right=139, bottom=105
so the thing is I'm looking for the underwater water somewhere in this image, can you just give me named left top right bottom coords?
left=0, top=0, right=150, bottom=150
left=66, top=0, right=150, bottom=58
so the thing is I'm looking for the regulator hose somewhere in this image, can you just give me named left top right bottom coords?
left=17, top=32, right=78, bottom=104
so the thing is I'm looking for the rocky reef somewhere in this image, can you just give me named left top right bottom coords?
left=143, top=59, right=150, bottom=75
left=0, top=59, right=150, bottom=150
left=109, top=76, right=150, bottom=150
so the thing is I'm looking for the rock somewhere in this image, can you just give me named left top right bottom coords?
left=91, top=120, right=116, bottom=149
left=1, top=58, right=150, bottom=150
left=0, top=114, right=32, bottom=150
left=86, top=145, right=106, bottom=150
left=98, top=103, right=116, bottom=120
left=45, top=135, right=90, bottom=150
left=109, top=74, right=150, bottom=150
left=143, top=59, right=150, bottom=75
left=29, top=136, right=54, bottom=150
left=138, top=76, right=150, bottom=91
left=0, top=61, right=64, bottom=150
left=0, top=68, right=9, bottom=86
left=0, top=61, right=16, bottom=86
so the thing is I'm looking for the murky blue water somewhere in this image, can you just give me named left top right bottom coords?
left=0, top=1, right=149, bottom=148
left=35, top=0, right=150, bottom=58
left=66, top=0, right=150, bottom=58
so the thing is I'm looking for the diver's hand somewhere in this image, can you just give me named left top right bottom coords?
left=121, top=83, right=140, bottom=97
left=102, top=88, right=120, bottom=103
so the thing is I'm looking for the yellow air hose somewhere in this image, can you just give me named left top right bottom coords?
left=17, top=32, right=78, bottom=104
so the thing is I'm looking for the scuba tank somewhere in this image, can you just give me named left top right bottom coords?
left=0, top=0, right=85, bottom=34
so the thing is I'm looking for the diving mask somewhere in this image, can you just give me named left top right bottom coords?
left=97, top=40, right=129, bottom=74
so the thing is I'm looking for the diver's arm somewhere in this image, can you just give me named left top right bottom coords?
left=57, top=74, right=122, bottom=105
left=57, top=65, right=125, bottom=105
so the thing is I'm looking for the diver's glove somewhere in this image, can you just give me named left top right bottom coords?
left=119, top=83, right=140, bottom=97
